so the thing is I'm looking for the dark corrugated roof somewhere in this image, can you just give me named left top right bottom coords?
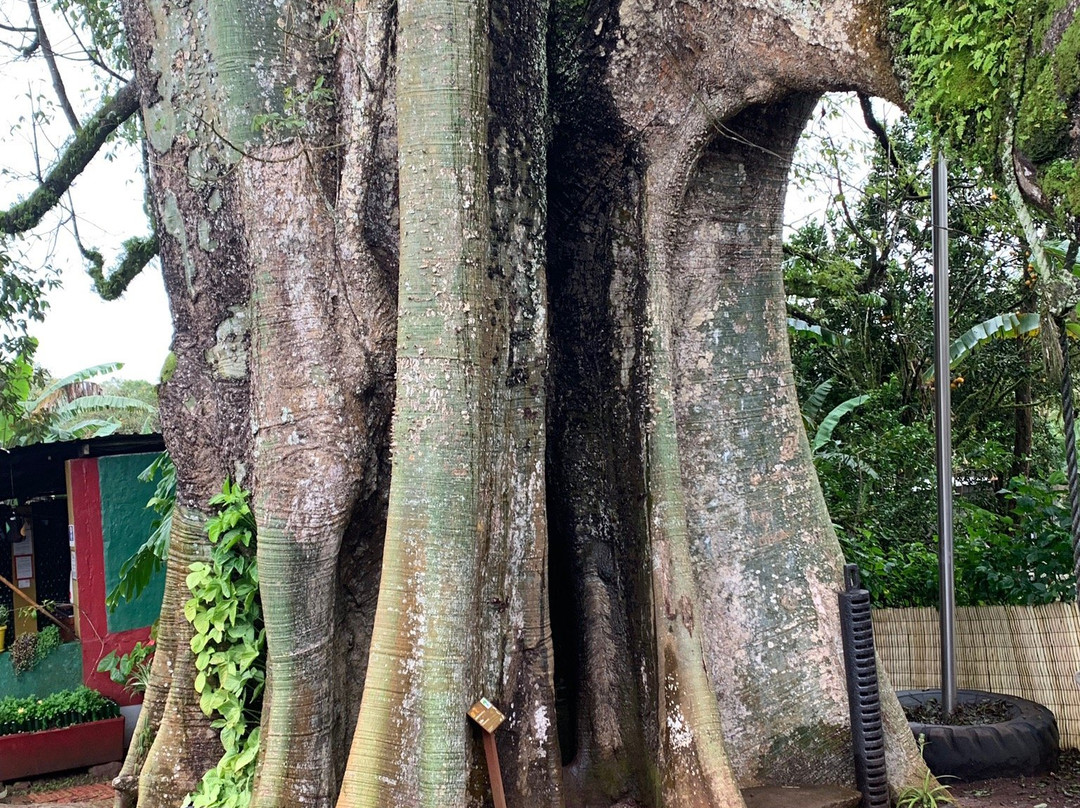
left=0, top=434, right=165, bottom=502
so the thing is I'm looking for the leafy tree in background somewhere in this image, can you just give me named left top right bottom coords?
left=0, top=361, right=157, bottom=446
left=787, top=115, right=1075, bottom=606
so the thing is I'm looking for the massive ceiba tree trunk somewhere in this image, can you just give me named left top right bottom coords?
left=117, top=0, right=927, bottom=806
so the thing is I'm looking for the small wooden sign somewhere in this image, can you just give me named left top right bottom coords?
left=468, top=697, right=506, bottom=733
left=468, top=697, right=507, bottom=808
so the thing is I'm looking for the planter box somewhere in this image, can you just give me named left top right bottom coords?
left=0, top=716, right=125, bottom=781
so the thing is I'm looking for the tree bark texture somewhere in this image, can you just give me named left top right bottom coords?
left=116, top=0, right=929, bottom=805
left=122, top=1, right=397, bottom=806
left=340, top=0, right=559, bottom=804
left=547, top=0, right=923, bottom=801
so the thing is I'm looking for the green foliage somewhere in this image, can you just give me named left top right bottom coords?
left=924, top=312, right=1042, bottom=383
left=789, top=111, right=1074, bottom=606
left=788, top=317, right=847, bottom=347
left=891, top=0, right=1080, bottom=223
left=1015, top=5, right=1080, bottom=207
left=891, top=0, right=1024, bottom=160
left=107, top=452, right=175, bottom=611
left=8, top=624, right=64, bottom=675
left=896, top=737, right=956, bottom=807
left=840, top=475, right=1075, bottom=607
left=0, top=242, right=57, bottom=361
left=252, top=76, right=334, bottom=139
left=184, top=481, right=264, bottom=808
left=34, top=625, right=61, bottom=664
left=97, top=638, right=155, bottom=694
left=0, top=687, right=119, bottom=735
left=957, top=474, right=1075, bottom=604
left=51, top=0, right=130, bottom=71
left=0, top=351, right=36, bottom=446
left=811, top=394, right=872, bottom=454
left=0, top=362, right=158, bottom=448
left=839, top=526, right=940, bottom=608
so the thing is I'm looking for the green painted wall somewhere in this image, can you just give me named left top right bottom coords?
left=99, top=453, right=164, bottom=633
left=0, top=641, right=83, bottom=698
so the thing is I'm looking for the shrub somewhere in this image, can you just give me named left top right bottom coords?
left=34, top=625, right=61, bottom=664
left=0, top=687, right=120, bottom=736
left=98, top=639, right=155, bottom=694
left=9, top=633, right=36, bottom=674
left=840, top=474, right=1076, bottom=607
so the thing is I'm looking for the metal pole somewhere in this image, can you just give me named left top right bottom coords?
left=932, top=150, right=958, bottom=718
left=1059, top=324, right=1080, bottom=597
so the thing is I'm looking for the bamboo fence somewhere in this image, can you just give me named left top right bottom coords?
left=873, top=602, right=1080, bottom=749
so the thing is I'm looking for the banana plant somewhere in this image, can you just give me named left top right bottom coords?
left=0, top=362, right=157, bottom=447
left=801, top=378, right=878, bottom=479
left=788, top=316, right=847, bottom=347
left=921, top=312, right=1041, bottom=383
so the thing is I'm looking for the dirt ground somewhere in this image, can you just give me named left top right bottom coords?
left=948, top=748, right=1080, bottom=807
left=6, top=754, right=1080, bottom=807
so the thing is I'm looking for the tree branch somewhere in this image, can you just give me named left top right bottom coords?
left=27, top=0, right=79, bottom=132
left=0, top=81, right=138, bottom=236
left=858, top=93, right=900, bottom=173
left=858, top=92, right=927, bottom=202
left=80, top=234, right=159, bottom=300
left=57, top=8, right=128, bottom=83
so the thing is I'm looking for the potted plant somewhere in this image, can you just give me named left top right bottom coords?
left=0, top=686, right=124, bottom=780
left=0, top=603, right=8, bottom=651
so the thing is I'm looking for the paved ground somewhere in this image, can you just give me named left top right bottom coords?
left=2, top=776, right=114, bottom=807
left=20, top=783, right=113, bottom=805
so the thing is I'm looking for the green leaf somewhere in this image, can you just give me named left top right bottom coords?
left=802, top=377, right=837, bottom=427
left=922, top=312, right=1041, bottom=382
left=787, top=317, right=847, bottom=347
left=812, top=394, right=871, bottom=453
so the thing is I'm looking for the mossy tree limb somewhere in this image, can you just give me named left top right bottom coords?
left=82, top=235, right=160, bottom=301
left=0, top=81, right=138, bottom=236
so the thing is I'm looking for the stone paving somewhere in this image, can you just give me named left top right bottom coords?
left=4, top=782, right=113, bottom=806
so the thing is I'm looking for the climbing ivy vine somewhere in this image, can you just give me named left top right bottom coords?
left=184, top=481, right=264, bottom=808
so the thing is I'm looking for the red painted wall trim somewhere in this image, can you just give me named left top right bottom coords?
left=68, top=459, right=147, bottom=706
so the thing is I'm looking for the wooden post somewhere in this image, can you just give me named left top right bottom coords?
left=468, top=697, right=507, bottom=808
left=0, top=573, right=67, bottom=632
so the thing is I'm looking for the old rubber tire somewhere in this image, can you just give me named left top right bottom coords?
left=898, top=689, right=1059, bottom=782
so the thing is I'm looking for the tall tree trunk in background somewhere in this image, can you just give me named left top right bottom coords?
left=116, top=0, right=933, bottom=805
left=1011, top=345, right=1034, bottom=482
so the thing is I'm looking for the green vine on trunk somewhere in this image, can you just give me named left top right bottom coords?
left=890, top=0, right=1080, bottom=222
left=184, top=480, right=264, bottom=808
left=890, top=0, right=1026, bottom=163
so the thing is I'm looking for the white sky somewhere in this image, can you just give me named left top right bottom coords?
left=0, top=1, right=893, bottom=386
left=1, top=0, right=170, bottom=383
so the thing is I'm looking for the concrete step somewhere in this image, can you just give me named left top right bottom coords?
left=741, top=784, right=862, bottom=808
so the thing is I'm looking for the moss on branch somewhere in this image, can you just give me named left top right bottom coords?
left=0, top=81, right=139, bottom=236
left=81, top=233, right=160, bottom=300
